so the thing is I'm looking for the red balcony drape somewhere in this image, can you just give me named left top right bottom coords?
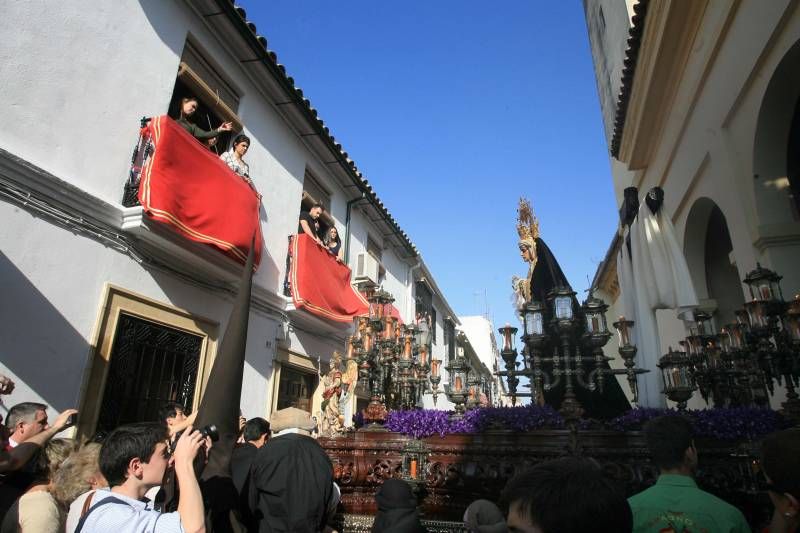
left=138, top=115, right=262, bottom=267
left=290, top=234, right=369, bottom=322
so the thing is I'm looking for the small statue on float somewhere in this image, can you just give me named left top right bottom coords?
left=319, top=351, right=345, bottom=437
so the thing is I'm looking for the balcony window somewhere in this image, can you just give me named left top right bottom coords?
left=123, top=115, right=262, bottom=267
left=286, top=234, right=369, bottom=322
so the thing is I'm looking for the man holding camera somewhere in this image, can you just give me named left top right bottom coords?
left=76, top=422, right=207, bottom=533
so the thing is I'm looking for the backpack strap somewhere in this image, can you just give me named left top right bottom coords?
left=74, top=495, right=129, bottom=533
left=80, top=491, right=95, bottom=518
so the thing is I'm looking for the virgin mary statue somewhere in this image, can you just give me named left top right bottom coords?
left=512, top=198, right=630, bottom=419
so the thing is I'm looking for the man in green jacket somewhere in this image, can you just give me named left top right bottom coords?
left=629, top=415, right=750, bottom=533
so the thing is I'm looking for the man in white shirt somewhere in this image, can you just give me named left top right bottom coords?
left=77, top=422, right=206, bottom=533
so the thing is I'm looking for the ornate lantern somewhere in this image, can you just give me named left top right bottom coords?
left=743, top=263, right=783, bottom=303
left=401, top=439, right=429, bottom=496
left=522, top=301, right=546, bottom=338
left=657, top=347, right=696, bottom=410
left=581, top=292, right=611, bottom=348
left=445, top=349, right=470, bottom=419
left=550, top=286, right=576, bottom=323
left=499, top=323, right=518, bottom=352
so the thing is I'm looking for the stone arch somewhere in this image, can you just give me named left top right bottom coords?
left=753, top=38, right=800, bottom=226
left=684, top=198, right=745, bottom=327
left=751, top=36, right=800, bottom=294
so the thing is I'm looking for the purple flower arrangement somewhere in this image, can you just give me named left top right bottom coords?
left=384, top=404, right=563, bottom=439
left=382, top=405, right=789, bottom=441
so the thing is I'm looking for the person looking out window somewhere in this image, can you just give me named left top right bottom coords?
left=176, top=95, right=232, bottom=141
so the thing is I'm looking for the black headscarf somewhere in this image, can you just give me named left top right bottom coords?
left=529, top=238, right=631, bottom=420
left=371, top=479, right=426, bottom=533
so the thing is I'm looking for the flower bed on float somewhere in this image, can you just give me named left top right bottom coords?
left=379, top=405, right=789, bottom=441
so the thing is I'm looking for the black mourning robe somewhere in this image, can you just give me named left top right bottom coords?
left=529, top=238, right=631, bottom=420
left=370, top=479, right=426, bottom=533
left=249, top=433, right=334, bottom=533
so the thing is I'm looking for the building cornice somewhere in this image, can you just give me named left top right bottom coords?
left=617, top=0, right=709, bottom=169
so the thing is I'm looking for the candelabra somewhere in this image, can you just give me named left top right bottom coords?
left=497, top=287, right=648, bottom=425
left=350, top=288, right=441, bottom=429
left=672, top=265, right=800, bottom=420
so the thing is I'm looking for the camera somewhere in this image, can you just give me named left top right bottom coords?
left=65, top=413, right=78, bottom=428
left=198, top=424, right=219, bottom=442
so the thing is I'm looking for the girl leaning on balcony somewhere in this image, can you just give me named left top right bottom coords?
left=176, top=95, right=233, bottom=141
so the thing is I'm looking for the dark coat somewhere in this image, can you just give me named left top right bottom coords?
left=249, top=433, right=333, bottom=533
left=371, top=479, right=426, bottom=533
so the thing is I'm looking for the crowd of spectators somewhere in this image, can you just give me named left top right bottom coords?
left=0, top=369, right=796, bottom=533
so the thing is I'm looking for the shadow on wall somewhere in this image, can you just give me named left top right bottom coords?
left=146, top=263, right=274, bottom=383
left=0, top=252, right=90, bottom=412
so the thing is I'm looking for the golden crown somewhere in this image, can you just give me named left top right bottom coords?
left=516, top=197, right=540, bottom=242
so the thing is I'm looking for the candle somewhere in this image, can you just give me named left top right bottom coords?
left=617, top=316, right=630, bottom=346
left=363, top=331, right=372, bottom=352
left=420, top=347, right=428, bottom=366
left=346, top=336, right=355, bottom=359
left=410, top=459, right=417, bottom=478
left=403, top=336, right=412, bottom=359
left=591, top=316, right=599, bottom=333
left=384, top=317, right=394, bottom=340
left=761, top=285, right=771, bottom=300
left=455, top=376, right=463, bottom=391
left=431, top=359, right=440, bottom=377
left=502, top=324, right=513, bottom=351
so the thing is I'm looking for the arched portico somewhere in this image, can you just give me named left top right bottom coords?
left=752, top=37, right=800, bottom=295
left=684, top=198, right=745, bottom=327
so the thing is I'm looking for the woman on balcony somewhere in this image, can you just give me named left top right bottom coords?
left=221, top=134, right=254, bottom=188
left=324, top=226, right=343, bottom=262
left=176, top=95, right=232, bottom=141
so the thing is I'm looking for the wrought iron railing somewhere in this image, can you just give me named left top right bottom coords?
left=121, top=117, right=152, bottom=207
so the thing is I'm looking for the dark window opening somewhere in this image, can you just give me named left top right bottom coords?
left=415, top=281, right=437, bottom=342
left=95, top=314, right=202, bottom=433
left=276, top=365, right=317, bottom=414
left=166, top=40, right=242, bottom=156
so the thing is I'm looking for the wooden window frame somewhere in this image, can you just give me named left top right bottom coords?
left=77, top=284, right=218, bottom=440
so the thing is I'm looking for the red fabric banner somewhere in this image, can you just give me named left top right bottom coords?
left=290, top=234, right=369, bottom=322
left=138, top=115, right=262, bottom=266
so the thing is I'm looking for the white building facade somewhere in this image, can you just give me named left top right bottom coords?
left=583, top=0, right=800, bottom=409
left=0, top=0, right=460, bottom=436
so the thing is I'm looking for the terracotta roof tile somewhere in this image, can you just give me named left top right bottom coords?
left=610, top=0, right=650, bottom=158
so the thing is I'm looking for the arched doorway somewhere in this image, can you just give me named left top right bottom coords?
left=684, top=198, right=745, bottom=327
left=752, top=37, right=800, bottom=293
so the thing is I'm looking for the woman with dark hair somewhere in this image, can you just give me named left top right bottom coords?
left=761, top=428, right=800, bottom=533
left=176, top=95, right=233, bottom=141
left=221, top=134, right=253, bottom=186
left=371, top=478, right=426, bottom=533
left=324, top=226, right=343, bottom=262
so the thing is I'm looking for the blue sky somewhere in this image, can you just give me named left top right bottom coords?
left=241, top=1, right=619, bottom=332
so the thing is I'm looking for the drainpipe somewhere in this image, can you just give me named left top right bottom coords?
left=406, top=259, right=422, bottom=322
left=344, top=192, right=367, bottom=264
